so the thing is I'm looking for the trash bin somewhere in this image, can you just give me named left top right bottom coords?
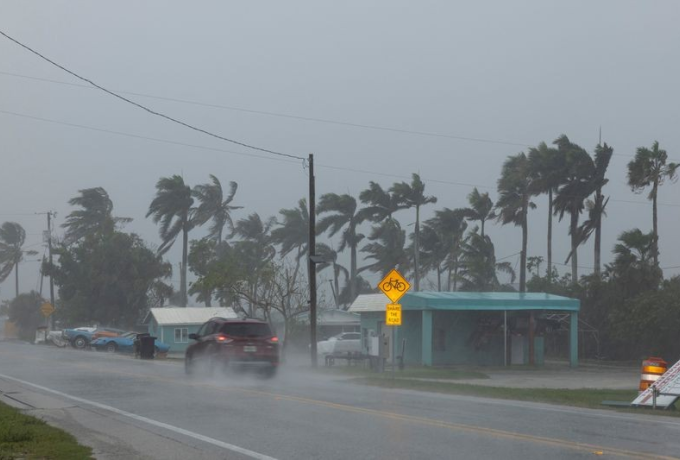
left=139, top=334, right=156, bottom=360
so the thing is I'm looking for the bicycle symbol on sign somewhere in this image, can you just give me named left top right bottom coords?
left=382, top=278, right=407, bottom=293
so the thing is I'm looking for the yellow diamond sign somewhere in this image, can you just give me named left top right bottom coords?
left=378, top=268, right=410, bottom=304
left=386, top=303, right=402, bottom=326
left=40, top=302, right=55, bottom=317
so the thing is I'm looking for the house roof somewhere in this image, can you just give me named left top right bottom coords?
left=146, top=307, right=238, bottom=326
left=348, top=291, right=579, bottom=313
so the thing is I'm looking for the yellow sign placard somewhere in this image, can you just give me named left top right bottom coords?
left=386, top=303, right=402, bottom=326
left=378, top=268, right=411, bottom=304
left=40, top=302, right=55, bottom=317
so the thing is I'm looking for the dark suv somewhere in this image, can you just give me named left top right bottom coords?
left=184, top=317, right=279, bottom=378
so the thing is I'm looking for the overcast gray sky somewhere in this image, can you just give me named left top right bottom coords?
left=1, top=0, right=679, bottom=303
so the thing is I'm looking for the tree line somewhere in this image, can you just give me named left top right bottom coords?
left=1, top=135, right=678, bottom=357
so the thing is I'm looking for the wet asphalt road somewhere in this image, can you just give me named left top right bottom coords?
left=1, top=341, right=679, bottom=460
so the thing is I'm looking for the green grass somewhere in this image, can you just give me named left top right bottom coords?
left=0, top=401, right=93, bottom=460
left=348, top=376, right=680, bottom=416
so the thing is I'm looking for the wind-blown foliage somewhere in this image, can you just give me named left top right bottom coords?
left=0, top=222, right=38, bottom=297
left=315, top=243, right=348, bottom=308
left=464, top=188, right=495, bottom=237
left=193, top=175, right=242, bottom=244
left=360, top=219, right=410, bottom=278
left=459, top=230, right=515, bottom=291
left=62, top=187, right=131, bottom=244
left=427, top=208, right=468, bottom=291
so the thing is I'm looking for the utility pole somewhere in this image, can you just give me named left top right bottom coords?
left=37, top=211, right=56, bottom=329
left=308, top=153, right=318, bottom=367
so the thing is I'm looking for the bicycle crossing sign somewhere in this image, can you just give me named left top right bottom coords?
left=378, top=268, right=410, bottom=304
left=386, top=303, right=402, bottom=326
left=40, top=302, right=55, bottom=317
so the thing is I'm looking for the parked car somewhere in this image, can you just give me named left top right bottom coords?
left=62, top=327, right=125, bottom=349
left=90, top=328, right=127, bottom=341
left=185, top=318, right=279, bottom=378
left=90, top=332, right=170, bottom=356
left=317, top=332, right=362, bottom=355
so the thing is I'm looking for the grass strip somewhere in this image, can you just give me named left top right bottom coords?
left=349, top=376, right=680, bottom=416
left=0, top=401, right=92, bottom=459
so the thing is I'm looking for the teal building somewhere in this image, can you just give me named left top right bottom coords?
left=348, top=292, right=580, bottom=367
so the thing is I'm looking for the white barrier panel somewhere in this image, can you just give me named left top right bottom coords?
left=632, top=359, right=680, bottom=408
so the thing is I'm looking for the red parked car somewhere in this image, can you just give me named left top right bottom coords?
left=184, top=317, right=279, bottom=378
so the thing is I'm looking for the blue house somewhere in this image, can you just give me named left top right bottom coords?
left=144, top=307, right=237, bottom=354
left=349, top=292, right=580, bottom=367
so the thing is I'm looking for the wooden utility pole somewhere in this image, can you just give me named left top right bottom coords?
left=308, top=154, right=318, bottom=367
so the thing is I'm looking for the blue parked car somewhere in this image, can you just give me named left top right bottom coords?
left=62, top=327, right=126, bottom=349
left=90, top=332, right=170, bottom=356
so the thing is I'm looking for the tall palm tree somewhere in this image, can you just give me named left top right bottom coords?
left=62, top=187, right=131, bottom=244
left=271, top=198, right=309, bottom=284
left=193, top=175, right=242, bottom=244
left=391, top=173, right=437, bottom=291
left=419, top=221, right=448, bottom=291
left=360, top=219, right=411, bottom=278
left=552, top=135, right=594, bottom=284
left=528, top=142, right=565, bottom=280
left=464, top=188, right=495, bottom=237
left=315, top=243, right=348, bottom=308
left=317, top=193, right=365, bottom=302
left=146, top=175, right=195, bottom=307
left=459, top=230, right=515, bottom=291
left=627, top=141, right=679, bottom=267
left=576, top=143, right=613, bottom=275
left=0, top=222, right=38, bottom=298
left=427, top=208, right=468, bottom=291
left=496, top=153, right=534, bottom=292
left=357, top=181, right=406, bottom=223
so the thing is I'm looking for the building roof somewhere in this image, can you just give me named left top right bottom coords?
left=348, top=291, right=579, bottom=313
left=146, top=307, right=238, bottom=326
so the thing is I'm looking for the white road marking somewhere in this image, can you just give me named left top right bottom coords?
left=0, top=373, right=278, bottom=460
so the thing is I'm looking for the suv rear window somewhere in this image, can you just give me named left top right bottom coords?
left=219, top=322, right=272, bottom=338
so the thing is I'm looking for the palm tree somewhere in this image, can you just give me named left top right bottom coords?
left=464, top=188, right=495, bottom=237
left=391, top=173, right=437, bottom=291
left=315, top=243, right=348, bottom=308
left=528, top=142, right=565, bottom=281
left=496, top=153, right=534, bottom=292
left=459, top=230, right=515, bottom=291
left=360, top=219, right=411, bottom=278
left=419, top=221, right=449, bottom=291
left=0, top=222, right=38, bottom=298
left=576, top=143, right=614, bottom=275
left=271, top=198, right=309, bottom=285
left=627, top=141, right=679, bottom=267
left=62, top=187, right=131, bottom=244
left=607, top=229, right=661, bottom=296
left=317, top=193, right=365, bottom=302
left=146, top=175, right=195, bottom=307
left=552, top=135, right=594, bottom=284
left=193, top=175, right=242, bottom=244
left=427, top=208, right=468, bottom=291
left=357, top=182, right=405, bottom=223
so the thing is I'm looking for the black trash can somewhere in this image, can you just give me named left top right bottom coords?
left=139, top=335, right=156, bottom=360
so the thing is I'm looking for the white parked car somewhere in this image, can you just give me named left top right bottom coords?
left=317, top=332, right=362, bottom=355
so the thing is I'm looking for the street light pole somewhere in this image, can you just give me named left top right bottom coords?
left=308, top=153, right=318, bottom=367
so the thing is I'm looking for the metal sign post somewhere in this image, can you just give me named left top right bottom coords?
left=378, top=269, right=409, bottom=374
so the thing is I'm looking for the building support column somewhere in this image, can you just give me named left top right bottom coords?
left=570, top=311, right=578, bottom=368
left=422, top=310, right=433, bottom=366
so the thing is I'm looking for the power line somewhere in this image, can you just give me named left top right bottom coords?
left=0, top=70, right=533, bottom=149
left=0, top=30, right=304, bottom=162
left=4, top=108, right=680, bottom=208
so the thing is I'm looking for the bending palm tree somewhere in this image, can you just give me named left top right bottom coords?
left=391, top=173, right=437, bottom=291
left=357, top=182, right=405, bottom=223
left=315, top=243, right=349, bottom=308
left=627, top=141, right=679, bottom=267
left=62, top=187, right=131, bottom=244
left=271, top=198, right=309, bottom=285
left=193, top=175, right=242, bottom=244
left=146, top=175, right=195, bottom=307
left=360, top=219, right=410, bottom=278
left=528, top=142, right=565, bottom=280
left=464, top=188, right=495, bottom=238
left=496, top=153, right=534, bottom=292
left=0, top=222, right=38, bottom=298
left=459, top=230, right=515, bottom=291
left=419, top=221, right=449, bottom=291
left=317, top=193, right=365, bottom=302
left=427, top=208, right=468, bottom=291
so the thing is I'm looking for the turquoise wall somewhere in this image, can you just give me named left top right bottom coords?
left=147, top=320, right=202, bottom=353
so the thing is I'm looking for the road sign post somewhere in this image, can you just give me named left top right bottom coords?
left=378, top=269, right=410, bottom=376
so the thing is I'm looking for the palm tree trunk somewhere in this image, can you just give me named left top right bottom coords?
left=414, top=205, right=421, bottom=291
left=181, top=226, right=188, bottom=307
left=594, top=191, right=602, bottom=276
left=453, top=256, right=459, bottom=291
left=547, top=189, right=553, bottom=282
left=570, top=211, right=579, bottom=284
left=437, top=266, right=442, bottom=292
left=520, top=199, right=528, bottom=293
left=14, top=263, right=19, bottom=298
left=447, top=265, right=452, bottom=291
left=652, top=180, right=659, bottom=267
left=481, top=219, right=485, bottom=238
left=333, top=264, right=340, bottom=308
left=350, top=243, right=357, bottom=302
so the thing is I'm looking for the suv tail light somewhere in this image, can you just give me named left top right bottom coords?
left=267, top=336, right=279, bottom=344
left=216, top=335, right=234, bottom=344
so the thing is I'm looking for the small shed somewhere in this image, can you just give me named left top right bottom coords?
left=144, top=307, right=237, bottom=353
left=349, top=291, right=580, bottom=367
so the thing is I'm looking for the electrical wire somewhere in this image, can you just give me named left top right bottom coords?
left=0, top=30, right=304, bottom=162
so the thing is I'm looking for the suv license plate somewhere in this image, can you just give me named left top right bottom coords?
left=243, top=346, right=257, bottom=352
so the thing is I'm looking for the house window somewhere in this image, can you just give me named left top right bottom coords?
left=174, top=328, right=188, bottom=343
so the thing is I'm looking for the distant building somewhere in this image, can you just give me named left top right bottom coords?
left=143, top=307, right=237, bottom=353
